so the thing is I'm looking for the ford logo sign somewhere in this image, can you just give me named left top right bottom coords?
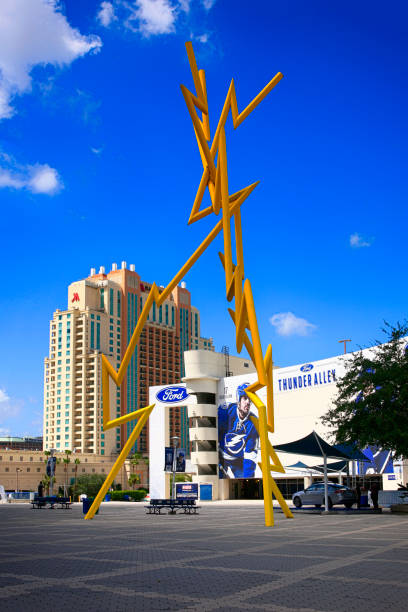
left=155, top=386, right=189, bottom=403
left=300, top=363, right=314, bottom=372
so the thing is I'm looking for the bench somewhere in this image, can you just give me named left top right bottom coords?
left=31, top=496, right=72, bottom=509
left=145, top=498, right=200, bottom=515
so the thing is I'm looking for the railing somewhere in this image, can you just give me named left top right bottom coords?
left=9, top=492, right=32, bottom=500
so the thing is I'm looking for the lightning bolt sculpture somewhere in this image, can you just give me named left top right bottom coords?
left=85, top=42, right=293, bottom=527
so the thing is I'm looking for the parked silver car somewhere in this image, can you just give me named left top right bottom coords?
left=292, top=482, right=356, bottom=509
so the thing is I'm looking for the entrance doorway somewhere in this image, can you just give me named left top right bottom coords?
left=229, top=479, right=263, bottom=499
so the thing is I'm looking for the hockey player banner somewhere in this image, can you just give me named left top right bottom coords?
left=176, top=448, right=186, bottom=473
left=218, top=381, right=260, bottom=479
left=164, top=447, right=174, bottom=472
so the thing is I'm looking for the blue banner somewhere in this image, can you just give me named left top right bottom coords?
left=164, top=447, right=174, bottom=472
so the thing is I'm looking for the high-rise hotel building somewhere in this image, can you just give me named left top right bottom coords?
left=43, top=262, right=214, bottom=456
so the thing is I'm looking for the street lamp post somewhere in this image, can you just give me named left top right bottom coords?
left=171, top=436, right=180, bottom=501
left=338, top=339, right=351, bottom=354
left=47, top=448, right=57, bottom=496
left=16, top=468, right=22, bottom=494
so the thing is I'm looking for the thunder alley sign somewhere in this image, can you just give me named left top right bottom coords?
left=276, top=361, right=338, bottom=393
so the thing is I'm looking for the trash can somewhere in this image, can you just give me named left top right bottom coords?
left=360, top=494, right=369, bottom=507
left=104, top=494, right=111, bottom=502
left=82, top=498, right=99, bottom=515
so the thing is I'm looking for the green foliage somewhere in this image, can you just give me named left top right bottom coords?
left=322, top=322, right=408, bottom=458
left=130, top=452, right=142, bottom=465
left=75, top=473, right=107, bottom=497
left=128, top=473, right=141, bottom=489
left=110, top=489, right=147, bottom=501
left=175, top=473, right=192, bottom=482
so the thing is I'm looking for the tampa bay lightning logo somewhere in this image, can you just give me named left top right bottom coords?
left=224, top=431, right=246, bottom=455
left=300, top=363, right=314, bottom=372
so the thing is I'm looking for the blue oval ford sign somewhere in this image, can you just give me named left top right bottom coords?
left=155, top=386, right=189, bottom=403
left=300, top=363, right=314, bottom=372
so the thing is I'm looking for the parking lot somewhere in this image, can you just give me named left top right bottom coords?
left=1, top=501, right=407, bottom=611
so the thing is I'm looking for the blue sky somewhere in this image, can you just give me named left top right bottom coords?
left=1, top=0, right=407, bottom=436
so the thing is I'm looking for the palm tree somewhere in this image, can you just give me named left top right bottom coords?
left=130, top=452, right=142, bottom=471
left=63, top=450, right=72, bottom=497
left=41, top=475, right=55, bottom=495
left=129, top=453, right=148, bottom=489
left=73, top=458, right=81, bottom=499
left=128, top=473, right=141, bottom=490
left=42, top=475, right=50, bottom=495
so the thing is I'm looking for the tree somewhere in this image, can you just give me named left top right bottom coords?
left=41, top=475, right=56, bottom=495
left=175, top=473, right=192, bottom=483
left=73, top=458, right=81, bottom=496
left=63, top=450, right=72, bottom=496
left=129, top=452, right=148, bottom=488
left=75, top=474, right=107, bottom=497
left=322, top=322, right=408, bottom=458
left=128, top=473, right=141, bottom=489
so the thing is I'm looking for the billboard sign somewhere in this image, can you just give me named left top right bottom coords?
left=218, top=381, right=260, bottom=479
left=156, top=386, right=189, bottom=404
left=176, top=482, right=198, bottom=499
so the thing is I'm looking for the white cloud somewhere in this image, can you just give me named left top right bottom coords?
left=101, top=1, right=216, bottom=38
left=91, top=147, right=103, bottom=155
left=0, top=389, right=10, bottom=403
left=68, top=89, right=101, bottom=126
left=0, top=169, right=24, bottom=189
left=97, top=2, right=117, bottom=27
left=127, top=0, right=177, bottom=36
left=29, top=165, right=61, bottom=194
left=350, top=233, right=372, bottom=248
left=195, top=32, right=209, bottom=43
left=0, top=161, right=62, bottom=195
left=270, top=312, right=317, bottom=337
left=0, top=389, right=21, bottom=420
left=0, top=0, right=102, bottom=120
left=178, top=0, right=191, bottom=12
left=0, top=389, right=26, bottom=435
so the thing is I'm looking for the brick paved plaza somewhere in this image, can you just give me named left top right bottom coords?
left=1, top=501, right=407, bottom=611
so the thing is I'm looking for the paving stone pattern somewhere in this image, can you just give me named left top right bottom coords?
left=0, top=502, right=407, bottom=611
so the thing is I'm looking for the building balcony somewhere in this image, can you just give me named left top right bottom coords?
left=189, top=427, right=217, bottom=442
left=190, top=450, right=218, bottom=465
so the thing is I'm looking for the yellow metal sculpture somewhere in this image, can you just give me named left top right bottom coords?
left=85, top=42, right=293, bottom=526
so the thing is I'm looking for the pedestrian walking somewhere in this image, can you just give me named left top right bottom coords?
left=355, top=482, right=361, bottom=509
left=370, top=482, right=379, bottom=510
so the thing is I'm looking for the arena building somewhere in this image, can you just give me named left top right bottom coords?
left=149, top=347, right=408, bottom=500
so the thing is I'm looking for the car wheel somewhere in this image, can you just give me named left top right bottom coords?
left=315, top=504, right=321, bottom=508
left=344, top=501, right=353, bottom=509
left=328, top=497, right=333, bottom=510
left=293, top=496, right=302, bottom=508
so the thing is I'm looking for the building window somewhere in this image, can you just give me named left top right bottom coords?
left=96, top=323, right=101, bottom=350
left=109, top=288, right=114, bottom=315
left=100, top=289, right=104, bottom=310
left=117, top=291, right=121, bottom=318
